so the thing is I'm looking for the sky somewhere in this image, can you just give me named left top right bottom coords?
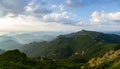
left=0, top=0, right=120, bottom=34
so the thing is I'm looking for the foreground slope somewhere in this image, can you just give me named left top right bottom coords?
left=82, top=49, right=120, bottom=69
left=1, top=49, right=120, bottom=69
left=0, top=49, right=80, bottom=69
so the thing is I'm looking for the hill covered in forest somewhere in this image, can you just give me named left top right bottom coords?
left=20, top=30, right=120, bottom=63
left=1, top=30, right=120, bottom=69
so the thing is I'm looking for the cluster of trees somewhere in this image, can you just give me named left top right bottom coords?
left=0, top=49, right=83, bottom=69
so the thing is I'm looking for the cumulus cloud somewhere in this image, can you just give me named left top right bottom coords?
left=0, top=15, right=80, bottom=32
left=0, top=0, right=29, bottom=16
left=25, top=0, right=53, bottom=17
left=0, top=0, right=119, bottom=32
left=0, top=0, right=79, bottom=25
left=109, top=12, right=120, bottom=22
left=43, top=11, right=77, bottom=24
left=90, top=11, right=120, bottom=25
left=0, top=0, right=52, bottom=17
left=90, top=11, right=107, bottom=24
left=0, top=0, right=80, bottom=32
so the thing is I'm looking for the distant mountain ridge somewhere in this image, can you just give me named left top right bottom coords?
left=104, top=31, right=120, bottom=35
left=6, top=31, right=66, bottom=44
left=0, top=39, right=22, bottom=50
left=0, top=31, right=65, bottom=50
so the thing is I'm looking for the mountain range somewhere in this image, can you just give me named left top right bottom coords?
left=19, top=30, right=120, bottom=63
left=0, top=30, right=120, bottom=68
left=0, top=31, right=65, bottom=50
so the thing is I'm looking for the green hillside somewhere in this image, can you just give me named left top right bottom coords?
left=20, top=30, right=120, bottom=63
left=19, top=41, right=47, bottom=56
left=1, top=49, right=120, bottom=69
left=0, top=49, right=82, bottom=69
left=1, top=30, right=120, bottom=69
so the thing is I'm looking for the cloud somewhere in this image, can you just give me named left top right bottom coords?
left=51, top=5, right=57, bottom=8
left=90, top=11, right=107, bottom=24
left=90, top=11, right=120, bottom=25
left=0, top=15, right=80, bottom=32
left=0, top=0, right=78, bottom=26
left=0, top=0, right=29, bottom=16
left=25, top=0, right=53, bottom=17
left=59, top=4, right=65, bottom=11
left=66, top=0, right=83, bottom=7
left=0, top=0, right=53, bottom=17
left=65, top=0, right=119, bottom=7
left=43, top=11, right=77, bottom=24
left=0, top=0, right=78, bottom=25
left=0, top=0, right=120, bottom=32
